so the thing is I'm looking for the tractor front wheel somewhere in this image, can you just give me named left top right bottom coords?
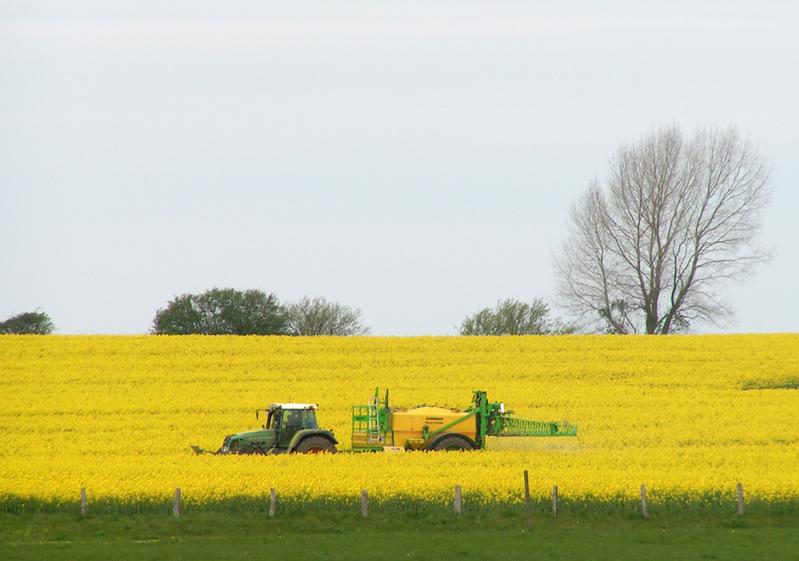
left=429, top=435, right=475, bottom=451
left=294, top=436, right=337, bottom=454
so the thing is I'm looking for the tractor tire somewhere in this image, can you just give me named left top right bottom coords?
left=294, top=436, right=337, bottom=454
left=428, top=435, right=475, bottom=451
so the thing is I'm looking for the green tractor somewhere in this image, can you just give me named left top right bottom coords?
left=191, top=402, right=337, bottom=455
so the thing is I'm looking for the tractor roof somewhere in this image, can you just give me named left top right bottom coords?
left=269, top=403, right=318, bottom=410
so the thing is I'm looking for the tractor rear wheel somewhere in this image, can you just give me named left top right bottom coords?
left=294, top=436, right=337, bottom=454
left=429, top=435, right=475, bottom=451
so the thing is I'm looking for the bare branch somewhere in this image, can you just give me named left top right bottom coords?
left=555, top=125, right=771, bottom=334
left=287, top=297, right=369, bottom=336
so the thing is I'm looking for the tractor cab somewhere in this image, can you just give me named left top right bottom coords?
left=259, top=403, right=321, bottom=448
left=192, top=402, right=337, bottom=455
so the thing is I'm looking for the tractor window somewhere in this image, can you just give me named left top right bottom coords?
left=265, top=411, right=275, bottom=429
left=279, top=409, right=304, bottom=446
left=283, top=410, right=303, bottom=428
left=303, top=410, right=319, bottom=429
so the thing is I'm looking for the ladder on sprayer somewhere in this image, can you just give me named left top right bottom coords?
left=366, top=396, right=383, bottom=445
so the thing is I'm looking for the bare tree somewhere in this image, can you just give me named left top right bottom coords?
left=287, top=297, right=369, bottom=336
left=555, top=125, right=771, bottom=334
left=460, top=298, right=574, bottom=335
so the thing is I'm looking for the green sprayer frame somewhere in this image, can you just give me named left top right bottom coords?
left=351, top=388, right=577, bottom=451
left=351, top=388, right=393, bottom=450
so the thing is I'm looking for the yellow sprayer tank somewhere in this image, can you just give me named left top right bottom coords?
left=350, top=388, right=577, bottom=452
left=390, top=406, right=477, bottom=449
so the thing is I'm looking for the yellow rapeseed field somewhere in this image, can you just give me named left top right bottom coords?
left=1, top=334, right=797, bottom=508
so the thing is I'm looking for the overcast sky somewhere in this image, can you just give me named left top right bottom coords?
left=1, top=1, right=797, bottom=335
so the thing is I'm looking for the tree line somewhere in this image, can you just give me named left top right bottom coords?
left=151, top=290, right=368, bottom=336
left=0, top=293, right=571, bottom=336
left=3, top=125, right=771, bottom=336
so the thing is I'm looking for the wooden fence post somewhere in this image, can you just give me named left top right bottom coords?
left=173, top=488, right=181, bottom=518
left=640, top=483, right=649, bottom=519
left=552, top=485, right=558, bottom=518
left=454, top=485, right=462, bottom=516
left=80, top=487, right=87, bottom=517
left=736, top=482, right=744, bottom=516
left=269, top=488, right=277, bottom=518
left=523, top=470, right=532, bottom=531
left=360, top=489, right=368, bottom=519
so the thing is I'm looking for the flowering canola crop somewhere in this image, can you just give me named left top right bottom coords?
left=1, top=334, right=797, bottom=508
